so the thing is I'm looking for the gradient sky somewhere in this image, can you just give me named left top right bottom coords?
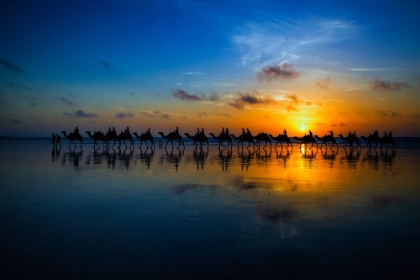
left=1, top=0, right=420, bottom=137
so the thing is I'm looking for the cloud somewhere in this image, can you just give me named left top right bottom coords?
left=63, top=110, right=98, bottom=118
left=11, top=119, right=23, bottom=124
left=139, top=110, right=170, bottom=119
left=28, top=117, right=42, bottom=124
left=60, top=93, right=77, bottom=106
left=350, top=68, right=392, bottom=72
left=154, top=110, right=170, bottom=119
left=171, top=88, right=220, bottom=102
left=0, top=58, right=22, bottom=74
left=115, top=112, right=134, bottom=118
left=331, top=122, right=346, bottom=127
left=315, top=77, right=332, bottom=91
left=98, top=59, right=112, bottom=68
left=413, top=114, right=420, bottom=119
left=374, top=110, right=402, bottom=118
left=285, top=93, right=300, bottom=104
left=370, top=77, right=410, bottom=92
left=286, top=105, right=298, bottom=112
left=228, top=92, right=276, bottom=109
left=257, top=63, right=300, bottom=82
left=182, top=71, right=204, bottom=75
left=172, top=88, right=200, bottom=101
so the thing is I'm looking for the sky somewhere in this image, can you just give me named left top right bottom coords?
left=1, top=0, right=420, bottom=137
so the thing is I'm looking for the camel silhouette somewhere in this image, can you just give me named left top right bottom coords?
left=133, top=132, right=155, bottom=147
left=86, top=131, right=106, bottom=147
left=118, top=131, right=134, bottom=147
left=105, top=130, right=119, bottom=146
left=230, top=132, right=254, bottom=148
left=184, top=132, right=209, bottom=147
left=381, top=135, right=396, bottom=149
left=338, top=134, right=360, bottom=148
left=61, top=131, right=83, bottom=146
left=253, top=132, right=271, bottom=148
left=315, top=135, right=338, bottom=149
left=292, top=135, right=318, bottom=148
left=158, top=131, right=184, bottom=148
left=268, top=133, right=292, bottom=148
left=361, top=134, right=381, bottom=148
left=209, top=132, right=232, bottom=148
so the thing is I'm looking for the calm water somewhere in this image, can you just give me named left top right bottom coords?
left=1, top=138, right=420, bottom=279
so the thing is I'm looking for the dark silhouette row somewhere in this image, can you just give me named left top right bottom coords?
left=53, top=127, right=396, bottom=150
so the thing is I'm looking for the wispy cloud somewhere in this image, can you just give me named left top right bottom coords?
left=232, top=18, right=357, bottom=68
left=28, top=117, right=42, bottom=124
left=139, top=110, right=171, bottom=119
left=63, top=110, right=98, bottom=118
left=60, top=93, right=77, bottom=106
left=331, top=122, right=346, bottom=127
left=11, top=119, right=23, bottom=124
left=257, top=63, right=300, bottom=82
left=0, top=58, right=22, bottom=74
left=98, top=59, right=112, bottom=68
left=374, top=110, right=402, bottom=118
left=351, top=67, right=392, bottom=72
left=182, top=71, right=204, bottom=75
left=228, top=92, right=276, bottom=109
left=115, top=112, right=134, bottom=118
left=315, top=77, right=332, bottom=91
left=413, top=114, right=420, bottom=119
left=171, top=88, right=220, bottom=102
left=370, top=77, right=410, bottom=92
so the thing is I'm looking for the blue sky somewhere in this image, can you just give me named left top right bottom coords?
left=1, top=0, right=420, bottom=137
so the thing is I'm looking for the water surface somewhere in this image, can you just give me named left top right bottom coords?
left=1, top=139, right=419, bottom=278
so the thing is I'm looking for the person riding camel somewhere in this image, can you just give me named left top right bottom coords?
left=309, top=130, right=313, bottom=137
left=283, top=129, right=287, bottom=136
left=221, top=127, right=225, bottom=136
left=200, top=128, right=205, bottom=135
left=246, top=128, right=251, bottom=135
left=175, top=127, right=179, bottom=136
left=125, top=126, right=130, bottom=134
left=225, top=128, right=229, bottom=136
left=74, top=127, right=79, bottom=136
left=329, top=130, right=334, bottom=137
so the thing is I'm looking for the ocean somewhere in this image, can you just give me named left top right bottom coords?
left=1, top=136, right=419, bottom=278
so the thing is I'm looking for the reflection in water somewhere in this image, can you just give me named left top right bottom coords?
left=61, top=146, right=83, bottom=167
left=218, top=147, right=232, bottom=171
left=135, top=146, right=155, bottom=170
left=191, top=146, right=208, bottom=170
left=159, top=146, right=184, bottom=171
left=1, top=141, right=420, bottom=278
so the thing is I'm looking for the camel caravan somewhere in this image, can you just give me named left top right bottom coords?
left=55, top=126, right=396, bottom=150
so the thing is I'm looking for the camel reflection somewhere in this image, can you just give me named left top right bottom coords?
left=61, top=146, right=83, bottom=167
left=118, top=146, right=133, bottom=170
left=238, top=147, right=253, bottom=171
left=275, top=147, right=292, bottom=169
left=255, top=147, right=272, bottom=166
left=85, top=146, right=108, bottom=165
left=192, top=146, right=209, bottom=170
left=300, top=146, right=318, bottom=158
left=159, top=146, right=184, bottom=171
left=135, top=146, right=155, bottom=170
left=218, top=147, right=232, bottom=171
